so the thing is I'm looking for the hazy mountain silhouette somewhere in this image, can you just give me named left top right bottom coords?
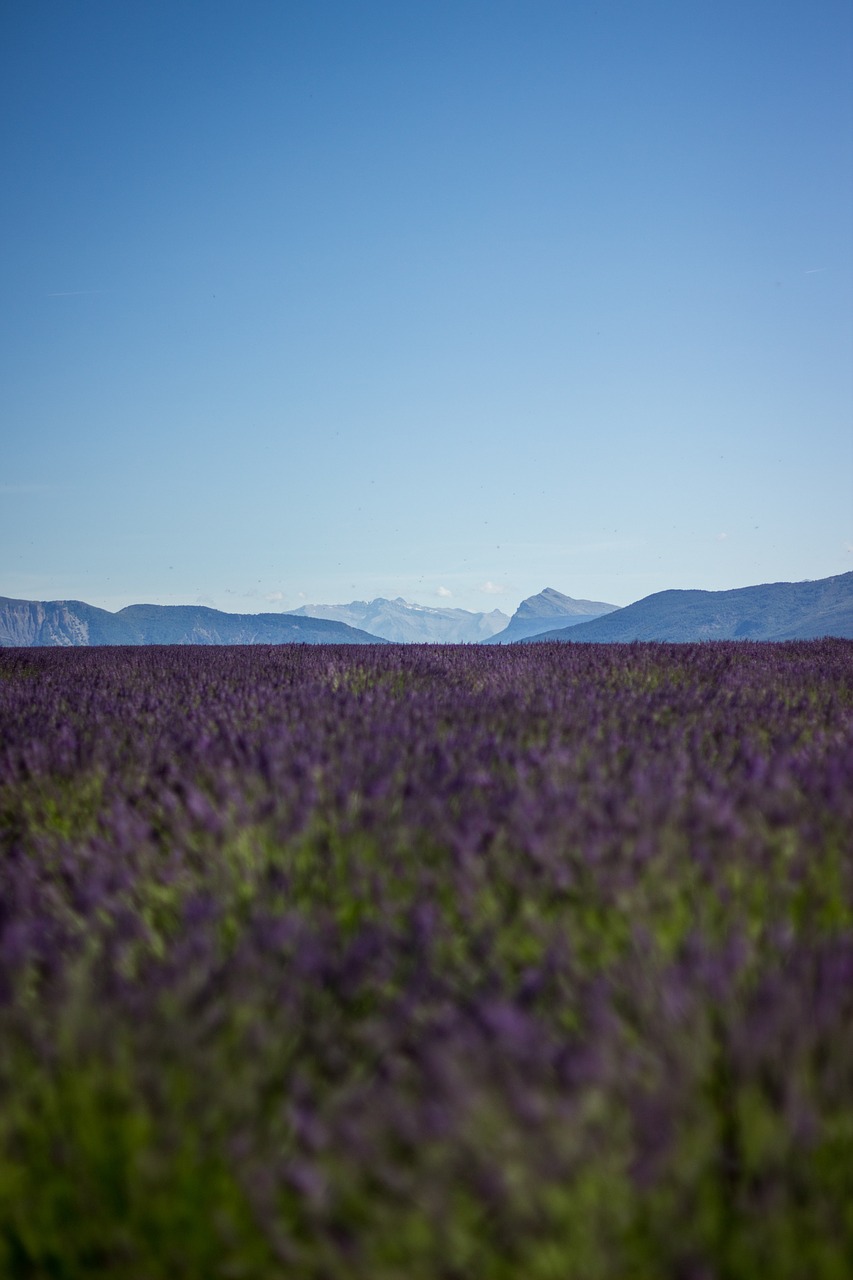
left=484, top=587, right=619, bottom=644
left=0, top=598, right=388, bottom=647
left=287, top=597, right=509, bottom=643
left=4, top=573, right=850, bottom=648
left=520, top=572, right=853, bottom=643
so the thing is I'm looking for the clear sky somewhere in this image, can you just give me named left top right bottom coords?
left=2, top=0, right=851, bottom=615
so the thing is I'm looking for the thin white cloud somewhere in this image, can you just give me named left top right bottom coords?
left=265, top=591, right=285, bottom=603
left=715, top=532, right=729, bottom=542
left=480, top=580, right=508, bottom=594
left=436, top=586, right=452, bottom=598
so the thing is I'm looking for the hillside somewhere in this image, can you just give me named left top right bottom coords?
left=521, top=572, right=853, bottom=643
left=0, top=598, right=387, bottom=647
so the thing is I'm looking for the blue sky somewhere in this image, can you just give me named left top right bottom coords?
left=2, top=0, right=851, bottom=615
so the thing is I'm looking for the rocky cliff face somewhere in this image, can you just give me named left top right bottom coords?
left=0, top=599, right=44, bottom=646
left=0, top=599, right=93, bottom=647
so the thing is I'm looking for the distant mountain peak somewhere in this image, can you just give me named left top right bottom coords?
left=515, top=587, right=619, bottom=620
left=485, top=588, right=620, bottom=644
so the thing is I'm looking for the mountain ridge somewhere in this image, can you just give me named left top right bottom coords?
left=0, top=598, right=388, bottom=647
left=287, top=597, right=509, bottom=643
left=3, top=572, right=851, bottom=647
left=520, top=572, right=853, bottom=643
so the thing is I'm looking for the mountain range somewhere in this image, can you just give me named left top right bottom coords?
left=0, top=599, right=386, bottom=647
left=1, top=572, right=851, bottom=648
left=521, top=572, right=853, bottom=643
left=286, top=597, right=509, bottom=643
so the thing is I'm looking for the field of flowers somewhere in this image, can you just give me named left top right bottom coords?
left=0, top=640, right=851, bottom=1279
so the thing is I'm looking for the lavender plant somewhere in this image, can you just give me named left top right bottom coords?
left=0, top=641, right=851, bottom=1278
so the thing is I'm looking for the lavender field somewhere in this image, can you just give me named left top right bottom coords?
left=1, top=641, right=852, bottom=1279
